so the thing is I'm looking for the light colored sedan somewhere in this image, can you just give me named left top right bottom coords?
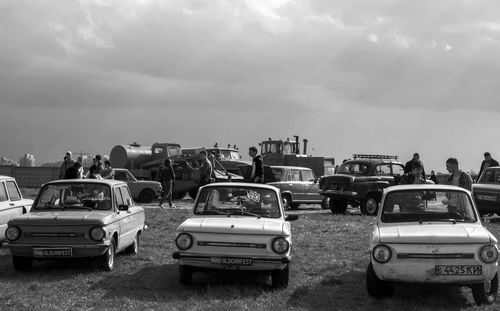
left=6, top=179, right=145, bottom=271
left=172, top=182, right=298, bottom=288
left=0, top=175, right=33, bottom=241
left=367, top=185, right=498, bottom=305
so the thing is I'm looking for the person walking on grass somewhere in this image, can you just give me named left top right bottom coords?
left=249, top=146, right=264, bottom=183
left=157, top=159, right=176, bottom=209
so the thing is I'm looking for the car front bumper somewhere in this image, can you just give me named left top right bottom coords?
left=172, top=251, right=290, bottom=271
left=8, top=242, right=110, bottom=258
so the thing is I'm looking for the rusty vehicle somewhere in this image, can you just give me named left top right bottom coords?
left=181, top=145, right=250, bottom=176
left=319, top=154, right=405, bottom=215
left=259, top=136, right=335, bottom=178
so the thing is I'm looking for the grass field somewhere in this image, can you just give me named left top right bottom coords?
left=0, top=208, right=499, bottom=311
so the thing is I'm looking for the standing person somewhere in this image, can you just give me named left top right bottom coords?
left=401, top=161, right=426, bottom=184
left=404, top=153, right=426, bottom=179
left=477, top=152, right=499, bottom=182
left=76, top=156, right=84, bottom=179
left=157, top=159, right=176, bottom=209
left=64, top=162, right=82, bottom=179
left=94, top=155, right=104, bottom=175
left=87, top=165, right=102, bottom=179
left=445, top=158, right=473, bottom=191
left=59, top=151, right=75, bottom=179
left=101, top=160, right=115, bottom=179
left=429, top=170, right=439, bottom=184
left=199, top=151, right=214, bottom=187
left=249, top=146, right=264, bottom=183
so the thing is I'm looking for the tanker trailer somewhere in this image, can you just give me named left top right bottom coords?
left=109, top=143, right=153, bottom=180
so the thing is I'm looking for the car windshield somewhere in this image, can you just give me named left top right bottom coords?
left=337, top=163, right=368, bottom=175
left=194, top=186, right=281, bottom=218
left=33, top=183, right=112, bottom=211
left=381, top=189, right=477, bottom=223
left=478, top=169, right=500, bottom=184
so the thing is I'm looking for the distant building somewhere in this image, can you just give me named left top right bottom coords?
left=19, top=154, right=36, bottom=167
left=0, top=157, right=19, bottom=166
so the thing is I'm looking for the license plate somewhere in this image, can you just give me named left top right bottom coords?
left=477, top=194, right=497, bottom=201
left=210, top=257, right=253, bottom=266
left=33, top=248, right=72, bottom=258
left=435, top=265, right=482, bottom=275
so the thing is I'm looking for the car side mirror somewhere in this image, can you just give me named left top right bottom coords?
left=311, top=178, right=317, bottom=183
left=285, top=214, right=299, bottom=221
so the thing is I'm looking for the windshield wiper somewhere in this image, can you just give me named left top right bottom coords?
left=203, top=210, right=231, bottom=216
left=419, top=219, right=466, bottom=224
left=235, top=210, right=261, bottom=218
left=63, top=205, right=92, bottom=211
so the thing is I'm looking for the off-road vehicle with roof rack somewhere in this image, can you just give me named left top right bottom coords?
left=318, top=154, right=404, bottom=215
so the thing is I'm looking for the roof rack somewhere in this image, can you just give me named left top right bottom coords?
left=353, top=154, right=399, bottom=160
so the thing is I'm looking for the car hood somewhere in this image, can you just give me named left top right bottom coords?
left=136, top=180, right=161, bottom=187
left=378, top=224, right=494, bottom=244
left=9, top=210, right=112, bottom=226
left=178, top=217, right=287, bottom=236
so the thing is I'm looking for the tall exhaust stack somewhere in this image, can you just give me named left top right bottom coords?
left=303, top=139, right=308, bottom=155
left=294, top=135, right=299, bottom=154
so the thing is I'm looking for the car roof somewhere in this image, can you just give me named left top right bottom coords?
left=201, top=182, right=280, bottom=192
left=46, top=179, right=126, bottom=186
left=270, top=165, right=312, bottom=170
left=385, top=184, right=470, bottom=193
left=0, top=175, right=15, bottom=180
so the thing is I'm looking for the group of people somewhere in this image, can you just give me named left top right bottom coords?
left=59, top=151, right=115, bottom=180
left=401, top=151, right=499, bottom=191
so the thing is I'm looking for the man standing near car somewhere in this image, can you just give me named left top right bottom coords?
left=445, top=158, right=473, bottom=191
left=199, top=150, right=214, bottom=187
left=404, top=153, right=426, bottom=179
left=477, top=152, right=499, bottom=182
left=157, top=159, right=176, bottom=209
left=59, top=151, right=75, bottom=179
left=249, top=146, right=264, bottom=183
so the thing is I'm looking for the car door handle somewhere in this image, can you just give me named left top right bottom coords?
left=9, top=203, right=15, bottom=206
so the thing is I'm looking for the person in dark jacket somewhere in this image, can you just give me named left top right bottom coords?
left=404, top=153, right=426, bottom=179
left=249, top=146, right=264, bottom=183
left=59, top=151, right=75, bottom=179
left=400, top=161, right=426, bottom=184
left=64, top=162, right=82, bottom=179
left=157, top=158, right=176, bottom=209
left=199, top=150, right=214, bottom=187
left=430, top=170, right=439, bottom=184
left=477, top=152, right=500, bottom=182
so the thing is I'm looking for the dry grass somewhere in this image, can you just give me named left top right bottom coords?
left=0, top=208, right=499, bottom=311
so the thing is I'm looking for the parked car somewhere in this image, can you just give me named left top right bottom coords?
left=367, top=184, right=498, bottom=305
left=113, top=168, right=163, bottom=203
left=172, top=182, right=298, bottom=288
left=472, top=166, right=500, bottom=216
left=6, top=179, right=145, bottom=271
left=319, top=154, right=404, bottom=215
left=0, top=175, right=34, bottom=241
left=267, top=166, right=328, bottom=210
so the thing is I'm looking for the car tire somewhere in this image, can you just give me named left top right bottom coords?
left=99, top=240, right=116, bottom=271
left=179, top=265, right=193, bottom=285
left=366, top=262, right=394, bottom=298
left=125, top=233, right=139, bottom=255
left=361, top=194, right=379, bottom=216
left=320, top=197, right=330, bottom=210
left=12, top=255, right=32, bottom=271
left=271, top=264, right=289, bottom=289
left=139, top=189, right=155, bottom=203
left=329, top=199, right=347, bottom=214
left=282, top=194, right=292, bottom=210
left=472, top=272, right=498, bottom=305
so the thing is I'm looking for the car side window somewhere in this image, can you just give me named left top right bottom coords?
left=290, top=170, right=300, bottom=182
left=300, top=170, right=315, bottom=182
left=120, top=186, right=133, bottom=205
left=375, top=164, right=391, bottom=176
left=114, top=188, right=124, bottom=208
left=114, top=171, right=126, bottom=181
left=392, top=164, right=405, bottom=176
left=6, top=181, right=21, bottom=201
left=0, top=182, right=7, bottom=202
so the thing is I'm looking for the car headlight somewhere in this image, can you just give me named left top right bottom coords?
left=480, top=245, right=499, bottom=263
left=272, top=237, right=290, bottom=254
left=6, top=226, right=21, bottom=241
left=90, top=227, right=106, bottom=241
left=176, top=233, right=193, bottom=250
left=373, top=245, right=392, bottom=263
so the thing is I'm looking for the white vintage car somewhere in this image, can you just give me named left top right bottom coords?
left=172, top=182, right=298, bottom=288
left=367, top=184, right=499, bottom=305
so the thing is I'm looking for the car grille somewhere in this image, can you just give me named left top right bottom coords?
left=198, top=241, right=267, bottom=249
left=397, top=253, right=475, bottom=259
left=29, top=233, right=83, bottom=238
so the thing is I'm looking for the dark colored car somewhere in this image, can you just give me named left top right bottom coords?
left=472, top=166, right=500, bottom=216
left=267, top=166, right=328, bottom=210
left=319, top=154, right=404, bottom=215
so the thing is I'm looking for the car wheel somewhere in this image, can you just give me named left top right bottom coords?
left=472, top=272, right=498, bottom=305
left=329, top=199, right=347, bottom=214
left=320, top=197, right=330, bottom=210
left=99, top=240, right=116, bottom=271
left=361, top=194, right=379, bottom=216
left=366, top=262, right=394, bottom=298
left=282, top=194, right=291, bottom=210
left=12, top=255, right=32, bottom=271
left=271, top=264, right=289, bottom=289
left=125, top=233, right=139, bottom=255
left=139, top=189, right=155, bottom=203
left=179, top=265, right=193, bottom=285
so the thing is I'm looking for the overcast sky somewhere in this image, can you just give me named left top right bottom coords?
left=1, top=0, right=500, bottom=172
